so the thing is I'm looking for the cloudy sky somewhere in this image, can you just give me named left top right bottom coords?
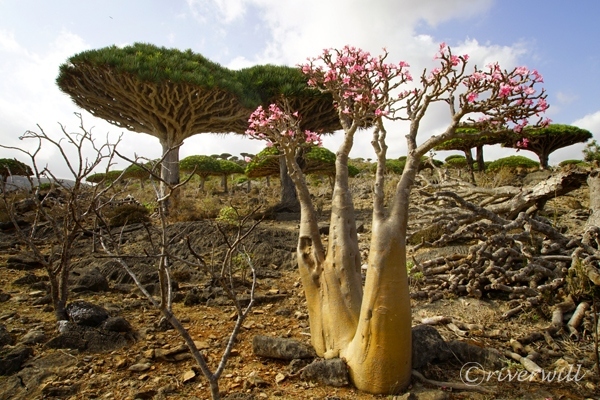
left=1, top=0, right=599, bottom=177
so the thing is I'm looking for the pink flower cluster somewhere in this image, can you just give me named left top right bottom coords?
left=246, top=104, right=322, bottom=148
left=299, top=45, right=412, bottom=122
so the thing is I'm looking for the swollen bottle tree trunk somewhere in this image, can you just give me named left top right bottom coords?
left=587, top=169, right=600, bottom=229
left=247, top=44, right=549, bottom=395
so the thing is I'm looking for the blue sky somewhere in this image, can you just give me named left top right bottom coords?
left=1, top=0, right=599, bottom=177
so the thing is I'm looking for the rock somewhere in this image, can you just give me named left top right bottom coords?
left=252, top=335, right=316, bottom=360
left=300, top=358, right=349, bottom=387
left=245, top=371, right=269, bottom=388
left=18, top=329, right=47, bottom=345
left=12, top=273, right=46, bottom=286
left=0, top=323, right=15, bottom=347
left=70, top=267, right=109, bottom=292
left=65, top=300, right=109, bottom=327
left=411, top=324, right=452, bottom=369
left=32, top=294, right=51, bottom=306
left=446, top=340, right=505, bottom=370
left=523, top=170, right=552, bottom=186
left=0, top=346, right=33, bottom=375
left=182, top=369, right=196, bottom=383
left=45, top=321, right=132, bottom=352
left=128, top=362, right=152, bottom=372
left=100, top=316, right=134, bottom=333
left=6, top=256, right=44, bottom=270
left=42, top=383, right=80, bottom=397
left=14, top=198, right=37, bottom=213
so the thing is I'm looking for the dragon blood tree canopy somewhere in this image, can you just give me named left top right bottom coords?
left=503, top=124, right=592, bottom=169
left=56, top=43, right=340, bottom=195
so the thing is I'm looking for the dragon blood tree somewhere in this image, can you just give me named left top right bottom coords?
left=247, top=44, right=549, bottom=394
left=56, top=43, right=249, bottom=212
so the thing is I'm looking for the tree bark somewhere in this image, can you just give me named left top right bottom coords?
left=476, top=145, right=485, bottom=172
left=587, top=169, right=600, bottom=228
left=463, top=149, right=476, bottom=184
left=160, top=140, right=180, bottom=213
left=278, top=155, right=300, bottom=212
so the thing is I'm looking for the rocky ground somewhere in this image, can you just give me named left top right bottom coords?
left=0, top=172, right=599, bottom=400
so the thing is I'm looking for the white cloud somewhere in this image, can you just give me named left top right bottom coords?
left=555, top=91, right=578, bottom=106
left=187, top=0, right=246, bottom=23
left=573, top=110, right=600, bottom=136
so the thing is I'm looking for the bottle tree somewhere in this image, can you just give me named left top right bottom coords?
left=503, top=124, right=592, bottom=169
left=247, top=44, right=549, bottom=394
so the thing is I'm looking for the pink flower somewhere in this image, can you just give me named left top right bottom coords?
left=375, top=108, right=388, bottom=117
left=244, top=156, right=251, bottom=162
left=514, top=66, right=529, bottom=76
left=498, top=84, right=513, bottom=97
left=467, top=92, right=478, bottom=103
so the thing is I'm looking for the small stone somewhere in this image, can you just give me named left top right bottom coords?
left=114, top=357, right=128, bottom=369
left=182, top=369, right=196, bottom=383
left=143, top=349, right=155, bottom=359
left=275, top=372, right=286, bottom=384
left=245, top=371, right=269, bottom=389
left=128, top=362, right=151, bottom=372
left=194, top=340, right=210, bottom=350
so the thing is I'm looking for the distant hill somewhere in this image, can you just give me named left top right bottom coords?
left=2, top=176, right=78, bottom=192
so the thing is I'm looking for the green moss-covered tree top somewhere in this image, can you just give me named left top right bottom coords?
left=434, top=126, right=513, bottom=151
left=180, top=155, right=222, bottom=177
left=487, top=155, right=540, bottom=171
left=216, top=159, right=244, bottom=175
left=246, top=146, right=348, bottom=178
left=0, top=158, right=33, bottom=180
left=503, top=124, right=592, bottom=169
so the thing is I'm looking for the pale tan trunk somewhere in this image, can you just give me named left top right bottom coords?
left=159, top=139, right=180, bottom=213
left=288, top=144, right=363, bottom=358
left=342, top=220, right=412, bottom=393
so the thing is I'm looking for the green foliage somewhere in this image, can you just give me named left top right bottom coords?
left=487, top=156, right=539, bottom=171
left=86, top=172, right=106, bottom=184
left=559, top=159, right=587, bottom=167
left=216, top=206, right=239, bottom=225
left=105, top=170, right=124, bottom=183
left=0, top=158, right=33, bottom=180
left=385, top=159, right=406, bottom=175
left=583, top=140, right=600, bottom=163
left=59, top=42, right=240, bottom=93
left=246, top=146, right=351, bottom=178
left=217, top=159, right=244, bottom=175
left=180, top=155, right=222, bottom=177
left=245, top=147, right=280, bottom=178
left=123, top=163, right=150, bottom=180
left=445, top=155, right=468, bottom=169
left=304, top=147, right=336, bottom=176
left=435, top=126, right=512, bottom=151
left=444, top=154, right=466, bottom=162
left=347, top=164, right=360, bottom=177
left=106, top=203, right=150, bottom=227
